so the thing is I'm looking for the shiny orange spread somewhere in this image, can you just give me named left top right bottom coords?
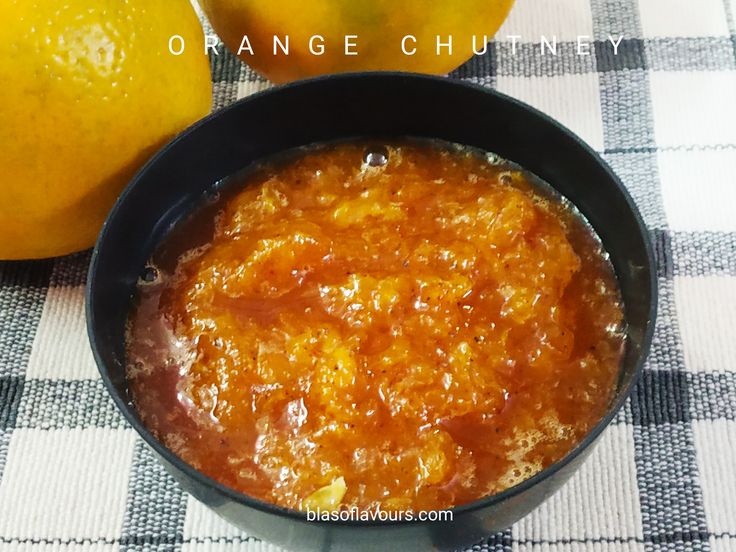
left=127, top=141, right=624, bottom=512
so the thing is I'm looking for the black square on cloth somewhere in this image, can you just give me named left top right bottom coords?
left=451, top=42, right=497, bottom=80
left=0, top=376, right=24, bottom=430
left=0, top=259, right=53, bottom=378
left=595, top=37, right=647, bottom=72
left=631, top=369, right=691, bottom=426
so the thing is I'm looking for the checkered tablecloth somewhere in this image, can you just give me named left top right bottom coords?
left=2, top=0, right=736, bottom=550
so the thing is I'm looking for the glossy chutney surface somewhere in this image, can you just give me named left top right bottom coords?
left=127, top=140, right=625, bottom=512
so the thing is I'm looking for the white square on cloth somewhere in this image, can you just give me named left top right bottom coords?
left=649, top=71, right=736, bottom=148
left=496, top=73, right=604, bottom=151
left=181, top=540, right=287, bottom=552
left=183, top=494, right=249, bottom=540
left=182, top=494, right=285, bottom=552
left=711, top=536, right=736, bottom=552
left=498, top=0, right=595, bottom=42
left=693, top=419, right=736, bottom=535
left=0, top=428, right=135, bottom=541
left=512, top=424, right=644, bottom=545
left=0, top=544, right=116, bottom=552
left=675, top=276, right=736, bottom=373
left=638, top=0, right=729, bottom=38
left=658, top=148, right=736, bottom=232
left=24, top=285, right=99, bottom=381
left=236, top=80, right=274, bottom=100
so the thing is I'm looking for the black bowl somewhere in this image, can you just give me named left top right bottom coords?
left=87, top=72, right=657, bottom=551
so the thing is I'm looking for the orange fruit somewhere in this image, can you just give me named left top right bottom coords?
left=200, top=0, right=515, bottom=83
left=0, top=0, right=212, bottom=260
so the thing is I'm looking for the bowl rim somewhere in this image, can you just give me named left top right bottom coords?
left=86, top=70, right=658, bottom=528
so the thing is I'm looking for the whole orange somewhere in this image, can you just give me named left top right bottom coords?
left=200, top=0, right=515, bottom=83
left=0, top=0, right=212, bottom=259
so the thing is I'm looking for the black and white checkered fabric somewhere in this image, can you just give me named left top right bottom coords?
left=1, top=0, right=736, bottom=550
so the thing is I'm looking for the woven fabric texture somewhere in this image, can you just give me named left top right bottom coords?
left=1, top=0, right=736, bottom=550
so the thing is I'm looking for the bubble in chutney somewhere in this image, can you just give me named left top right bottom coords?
left=363, top=145, right=389, bottom=167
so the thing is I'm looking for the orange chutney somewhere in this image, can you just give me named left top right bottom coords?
left=127, top=140, right=625, bottom=512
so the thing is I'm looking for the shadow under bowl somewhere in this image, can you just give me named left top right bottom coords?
left=86, top=72, right=657, bottom=552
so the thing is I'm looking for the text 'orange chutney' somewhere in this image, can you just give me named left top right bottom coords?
left=127, top=140, right=625, bottom=512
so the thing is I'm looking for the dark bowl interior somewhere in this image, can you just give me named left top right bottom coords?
left=87, top=72, right=656, bottom=552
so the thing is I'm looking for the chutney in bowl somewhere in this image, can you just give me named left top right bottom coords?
left=88, top=73, right=656, bottom=551
left=127, top=139, right=625, bottom=513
